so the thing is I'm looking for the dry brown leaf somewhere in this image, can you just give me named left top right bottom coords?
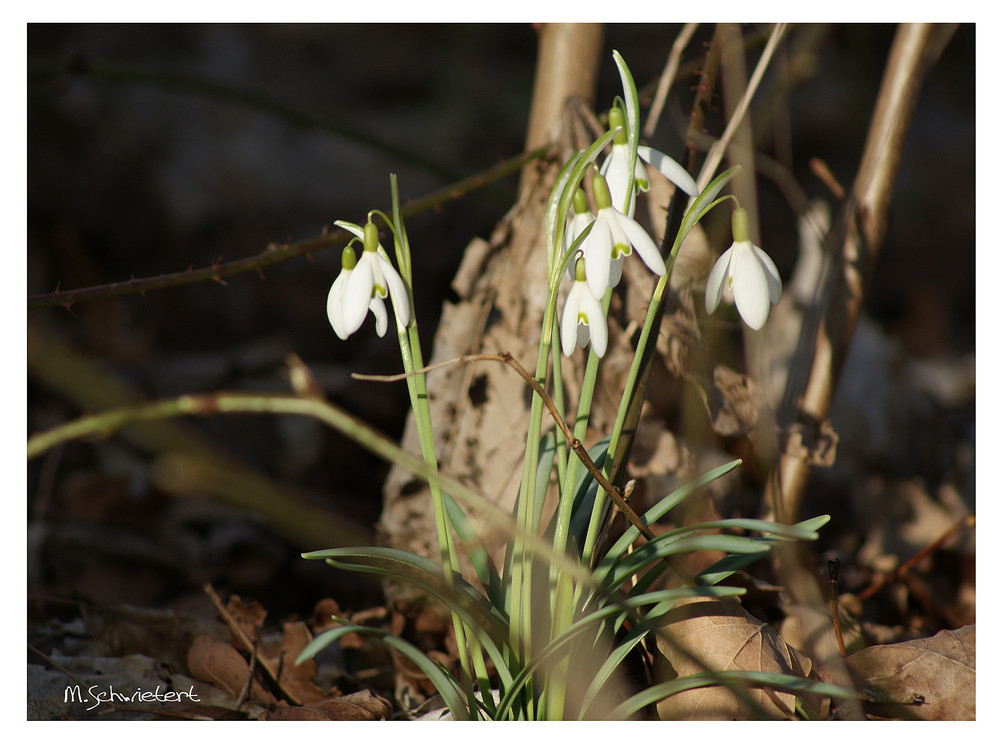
left=655, top=596, right=815, bottom=720
left=307, top=598, right=343, bottom=634
left=265, top=705, right=332, bottom=720
left=225, top=594, right=267, bottom=644
left=186, top=634, right=274, bottom=704
left=256, top=621, right=331, bottom=706
left=267, top=690, right=392, bottom=720
left=326, top=689, right=394, bottom=720
left=818, top=625, right=975, bottom=720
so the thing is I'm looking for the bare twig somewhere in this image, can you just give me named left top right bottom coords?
left=856, top=514, right=974, bottom=603
left=696, top=23, right=787, bottom=191
left=767, top=23, right=959, bottom=524
left=827, top=559, right=849, bottom=659
left=355, top=352, right=655, bottom=541
left=644, top=23, right=699, bottom=139
left=28, top=146, right=547, bottom=311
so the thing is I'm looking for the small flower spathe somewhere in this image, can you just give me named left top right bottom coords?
left=705, top=207, right=782, bottom=330
left=561, top=257, right=608, bottom=358
left=326, top=221, right=410, bottom=340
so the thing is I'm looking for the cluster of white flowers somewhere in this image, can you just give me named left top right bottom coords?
left=326, top=220, right=409, bottom=340
left=324, top=106, right=782, bottom=351
left=560, top=104, right=782, bottom=357
left=560, top=107, right=698, bottom=358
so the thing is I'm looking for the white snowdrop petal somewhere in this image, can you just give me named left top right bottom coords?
left=637, top=146, right=699, bottom=197
left=585, top=216, right=613, bottom=300
left=582, top=288, right=608, bottom=357
left=600, top=145, right=632, bottom=212
left=327, top=272, right=351, bottom=340
left=379, top=255, right=411, bottom=328
left=561, top=284, right=582, bottom=357
left=705, top=247, right=733, bottom=314
left=371, top=296, right=388, bottom=337
left=343, top=256, right=375, bottom=335
left=609, top=256, right=623, bottom=288
left=615, top=211, right=665, bottom=276
left=731, top=244, right=771, bottom=330
left=753, top=244, right=783, bottom=304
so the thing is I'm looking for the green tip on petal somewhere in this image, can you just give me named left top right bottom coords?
left=592, top=173, right=613, bottom=211
left=363, top=221, right=380, bottom=254
left=574, top=256, right=586, bottom=282
left=608, top=106, right=627, bottom=146
left=731, top=207, right=750, bottom=244
left=341, top=246, right=357, bottom=270
left=572, top=188, right=589, bottom=215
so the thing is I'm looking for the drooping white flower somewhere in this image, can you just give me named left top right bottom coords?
left=599, top=105, right=698, bottom=216
left=326, top=221, right=410, bottom=340
left=561, top=257, right=608, bottom=358
left=705, top=207, right=782, bottom=330
left=581, top=172, right=666, bottom=301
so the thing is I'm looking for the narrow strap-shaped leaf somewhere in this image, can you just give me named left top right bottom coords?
left=604, top=534, right=772, bottom=590
left=595, top=459, right=743, bottom=578
left=607, top=670, right=854, bottom=720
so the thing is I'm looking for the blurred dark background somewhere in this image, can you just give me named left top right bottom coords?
left=27, top=24, right=974, bottom=623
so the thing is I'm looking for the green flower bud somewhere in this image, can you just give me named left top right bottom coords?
left=572, top=188, right=589, bottom=216
left=592, top=173, right=614, bottom=212
left=363, top=221, right=380, bottom=254
left=608, top=105, right=627, bottom=146
left=731, top=207, right=750, bottom=244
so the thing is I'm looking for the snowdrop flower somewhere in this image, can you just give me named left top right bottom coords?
left=705, top=207, right=782, bottom=330
left=561, top=257, right=608, bottom=358
left=599, top=105, right=698, bottom=215
left=582, top=172, right=666, bottom=301
left=326, top=221, right=410, bottom=340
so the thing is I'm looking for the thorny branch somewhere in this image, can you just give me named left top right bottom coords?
left=28, top=145, right=548, bottom=312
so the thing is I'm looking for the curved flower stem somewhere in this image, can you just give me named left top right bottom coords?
left=26, top=384, right=602, bottom=589
left=386, top=175, right=488, bottom=698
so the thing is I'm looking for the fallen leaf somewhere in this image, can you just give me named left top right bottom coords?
left=655, top=596, right=815, bottom=720
left=818, top=625, right=975, bottom=720
left=265, top=705, right=331, bottom=720
left=225, top=594, right=267, bottom=644
left=257, top=621, right=331, bottom=706
left=186, top=634, right=274, bottom=704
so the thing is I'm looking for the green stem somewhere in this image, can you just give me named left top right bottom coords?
left=388, top=175, right=488, bottom=697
